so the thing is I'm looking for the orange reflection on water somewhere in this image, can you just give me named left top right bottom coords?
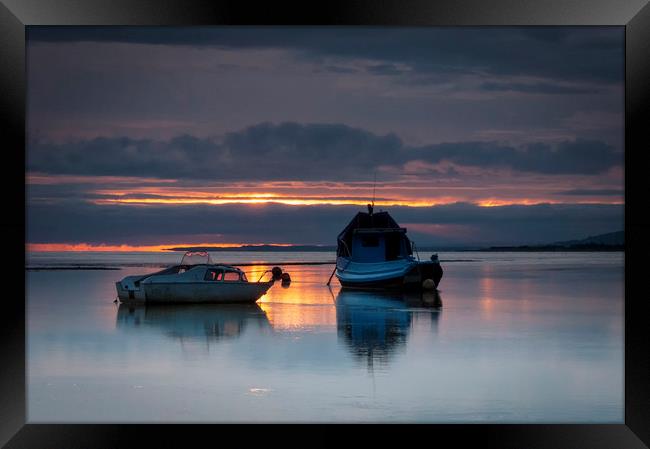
left=478, top=266, right=535, bottom=320
left=479, top=269, right=497, bottom=320
left=247, top=264, right=338, bottom=331
left=237, top=264, right=277, bottom=284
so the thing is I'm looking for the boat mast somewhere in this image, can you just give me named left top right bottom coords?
left=368, top=171, right=376, bottom=217
left=372, top=171, right=376, bottom=210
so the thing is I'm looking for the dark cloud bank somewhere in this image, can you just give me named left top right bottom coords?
left=27, top=201, right=623, bottom=247
left=28, top=27, right=623, bottom=85
left=28, top=122, right=622, bottom=181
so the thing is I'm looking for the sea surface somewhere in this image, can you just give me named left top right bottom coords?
left=26, top=251, right=624, bottom=423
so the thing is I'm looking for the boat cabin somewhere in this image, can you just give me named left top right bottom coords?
left=127, top=251, right=250, bottom=289
left=141, top=265, right=248, bottom=283
left=203, top=267, right=248, bottom=282
left=337, top=208, right=413, bottom=262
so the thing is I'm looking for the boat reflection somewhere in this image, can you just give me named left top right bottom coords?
left=335, top=289, right=441, bottom=371
left=116, top=303, right=272, bottom=343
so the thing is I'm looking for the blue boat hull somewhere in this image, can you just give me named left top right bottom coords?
left=335, top=257, right=443, bottom=290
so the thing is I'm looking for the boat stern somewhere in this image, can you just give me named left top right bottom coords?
left=115, top=278, right=146, bottom=304
left=253, top=281, right=274, bottom=300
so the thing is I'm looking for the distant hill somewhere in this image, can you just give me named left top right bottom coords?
left=484, top=230, right=624, bottom=252
left=166, top=244, right=337, bottom=252
left=554, top=230, right=624, bottom=246
left=167, top=231, right=624, bottom=253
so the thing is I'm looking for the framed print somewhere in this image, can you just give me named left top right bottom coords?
left=2, top=0, right=649, bottom=447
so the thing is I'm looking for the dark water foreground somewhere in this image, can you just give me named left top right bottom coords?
left=26, top=251, right=623, bottom=423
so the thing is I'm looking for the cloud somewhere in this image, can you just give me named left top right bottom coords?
left=26, top=123, right=397, bottom=181
left=27, top=27, right=624, bottom=84
left=319, top=65, right=358, bottom=74
left=365, top=63, right=407, bottom=76
left=27, top=122, right=622, bottom=180
left=27, top=123, right=403, bottom=181
left=409, top=139, right=621, bottom=175
left=556, top=189, right=624, bottom=196
left=25, top=29, right=624, bottom=152
left=479, top=82, right=600, bottom=95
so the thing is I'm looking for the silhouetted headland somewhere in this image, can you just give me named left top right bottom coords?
left=481, top=230, right=624, bottom=252
left=166, top=230, right=624, bottom=253
left=165, top=244, right=337, bottom=252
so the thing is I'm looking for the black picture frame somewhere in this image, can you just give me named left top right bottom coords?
left=2, top=0, right=648, bottom=447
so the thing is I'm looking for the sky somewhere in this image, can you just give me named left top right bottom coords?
left=26, top=26, right=624, bottom=250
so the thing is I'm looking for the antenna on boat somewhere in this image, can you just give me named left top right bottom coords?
left=368, top=171, right=377, bottom=215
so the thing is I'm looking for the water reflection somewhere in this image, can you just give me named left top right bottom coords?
left=28, top=253, right=624, bottom=422
left=116, top=303, right=272, bottom=343
left=335, top=289, right=441, bottom=371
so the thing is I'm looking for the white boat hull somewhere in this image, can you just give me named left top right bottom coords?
left=116, top=254, right=274, bottom=304
left=116, top=280, right=272, bottom=304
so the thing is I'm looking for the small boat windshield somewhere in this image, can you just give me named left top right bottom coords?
left=180, top=251, right=213, bottom=266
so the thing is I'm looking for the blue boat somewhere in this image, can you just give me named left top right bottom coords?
left=334, top=205, right=443, bottom=290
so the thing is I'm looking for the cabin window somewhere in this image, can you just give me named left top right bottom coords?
left=351, top=233, right=385, bottom=262
left=241, top=272, right=248, bottom=282
left=223, top=271, right=241, bottom=282
left=361, top=236, right=379, bottom=247
left=204, top=269, right=222, bottom=281
left=385, top=234, right=402, bottom=261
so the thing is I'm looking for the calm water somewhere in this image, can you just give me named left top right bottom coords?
left=27, top=251, right=624, bottom=423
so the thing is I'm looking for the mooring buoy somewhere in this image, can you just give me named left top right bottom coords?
left=271, top=266, right=283, bottom=280
left=422, top=278, right=435, bottom=290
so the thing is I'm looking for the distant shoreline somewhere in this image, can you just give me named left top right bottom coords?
left=25, top=250, right=624, bottom=272
left=26, top=266, right=122, bottom=271
left=26, top=242, right=625, bottom=255
left=164, top=245, right=338, bottom=252
left=479, top=245, right=624, bottom=252
left=164, top=245, right=624, bottom=253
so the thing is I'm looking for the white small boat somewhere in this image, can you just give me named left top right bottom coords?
left=115, top=251, right=273, bottom=304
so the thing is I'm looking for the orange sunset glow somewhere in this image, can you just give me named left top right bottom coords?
left=26, top=170, right=624, bottom=251
left=85, top=180, right=624, bottom=209
left=93, top=195, right=623, bottom=208
left=92, top=195, right=462, bottom=208
left=26, top=172, right=624, bottom=217
left=26, top=242, right=296, bottom=252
